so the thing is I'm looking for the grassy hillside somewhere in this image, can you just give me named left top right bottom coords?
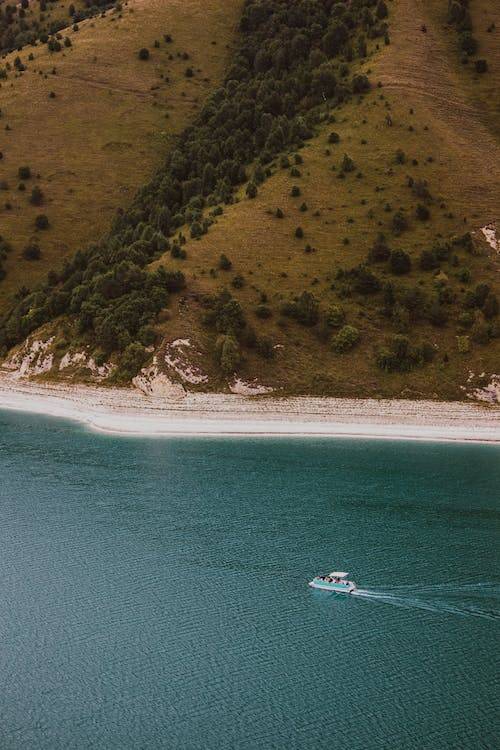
left=0, top=0, right=241, bottom=312
left=1, top=0, right=499, bottom=400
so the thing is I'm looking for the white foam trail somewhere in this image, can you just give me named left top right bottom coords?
left=351, top=586, right=500, bottom=622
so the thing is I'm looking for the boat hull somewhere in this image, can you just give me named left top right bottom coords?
left=308, top=579, right=356, bottom=594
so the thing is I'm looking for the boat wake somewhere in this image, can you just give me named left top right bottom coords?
left=351, top=583, right=500, bottom=622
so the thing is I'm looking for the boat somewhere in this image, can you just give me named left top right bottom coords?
left=308, top=571, right=357, bottom=594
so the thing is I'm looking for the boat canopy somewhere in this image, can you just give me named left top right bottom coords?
left=328, top=571, right=348, bottom=578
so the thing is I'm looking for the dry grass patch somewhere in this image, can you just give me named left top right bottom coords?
left=0, top=0, right=242, bottom=312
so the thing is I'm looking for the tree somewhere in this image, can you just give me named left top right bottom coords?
left=322, top=22, right=349, bottom=57
left=483, top=293, right=499, bottom=319
left=22, top=243, right=41, bottom=260
left=390, top=250, right=411, bottom=275
left=216, top=334, right=240, bottom=373
left=138, top=48, right=150, bottom=61
left=30, top=186, right=44, bottom=206
left=368, top=233, right=390, bottom=262
left=18, top=166, right=31, bottom=180
left=35, top=214, right=49, bottom=230
left=219, top=253, right=232, bottom=270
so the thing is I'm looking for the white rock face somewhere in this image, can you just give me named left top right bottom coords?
left=468, top=375, right=500, bottom=404
left=59, top=352, right=87, bottom=370
left=59, top=350, right=115, bottom=379
left=133, top=361, right=186, bottom=400
left=230, top=378, right=273, bottom=396
left=164, top=339, right=209, bottom=384
left=5, top=337, right=55, bottom=379
left=481, top=224, right=499, bottom=253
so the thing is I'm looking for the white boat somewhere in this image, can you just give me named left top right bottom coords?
left=308, top=571, right=357, bottom=594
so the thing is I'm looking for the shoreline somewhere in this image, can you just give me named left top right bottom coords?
left=0, top=373, right=499, bottom=444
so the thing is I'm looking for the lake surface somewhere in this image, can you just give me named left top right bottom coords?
left=0, top=410, right=499, bottom=749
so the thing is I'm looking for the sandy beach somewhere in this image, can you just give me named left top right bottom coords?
left=0, top=372, right=499, bottom=443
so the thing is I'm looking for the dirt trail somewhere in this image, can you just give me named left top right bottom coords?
left=376, top=0, right=500, bottom=217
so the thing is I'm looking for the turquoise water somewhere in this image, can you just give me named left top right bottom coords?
left=0, top=410, right=499, bottom=749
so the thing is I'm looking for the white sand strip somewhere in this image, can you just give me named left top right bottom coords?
left=0, top=374, right=499, bottom=443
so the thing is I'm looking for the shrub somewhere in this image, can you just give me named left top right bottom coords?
left=419, top=249, right=439, bottom=271
left=352, top=74, right=370, bottom=93
left=415, top=203, right=430, bottom=221
left=471, top=321, right=490, bottom=345
left=22, top=243, right=41, bottom=260
left=255, top=304, right=272, bottom=319
left=282, top=291, right=319, bottom=326
left=483, top=293, right=499, bottom=319
left=376, top=335, right=427, bottom=372
left=291, top=185, right=301, bottom=197
left=475, top=59, right=488, bottom=74
left=328, top=131, right=340, bottom=144
left=395, top=149, right=406, bottom=165
left=117, top=342, right=147, bottom=380
left=275, top=208, right=284, bottom=218
left=138, top=48, right=150, bottom=60
left=219, top=254, right=232, bottom=271
left=215, top=334, right=241, bottom=373
left=30, top=186, right=44, bottom=206
left=246, top=181, right=257, bottom=199
left=295, top=226, right=304, bottom=239
left=457, top=336, right=470, bottom=354
left=428, top=299, right=448, bottom=327
left=35, top=214, right=49, bottom=230
left=256, top=336, right=274, bottom=359
left=367, top=233, right=390, bottom=262
left=18, top=166, right=31, bottom=180
left=459, top=32, right=478, bottom=56
left=390, top=250, right=411, bottom=275
left=391, top=211, right=408, bottom=235
left=332, top=325, right=360, bottom=353
left=326, top=304, right=345, bottom=327
left=341, top=153, right=355, bottom=173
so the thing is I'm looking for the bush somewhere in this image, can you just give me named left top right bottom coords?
left=326, top=304, right=345, bottom=327
left=219, top=253, right=232, bottom=271
left=22, top=243, right=41, bottom=260
left=328, top=131, right=340, bottom=144
left=390, top=250, right=411, bottom=275
left=35, top=214, right=49, bottom=230
left=367, top=233, right=390, bottom=262
left=18, top=166, right=31, bottom=180
left=256, top=336, right=274, bottom=359
left=341, top=153, right=355, bottom=173
left=138, top=48, right=150, bottom=60
left=391, top=211, right=408, bottom=235
left=457, top=336, right=470, bottom=354
left=474, top=59, right=488, bottom=74
left=255, top=304, right=272, bottom=319
left=419, top=249, right=439, bottom=271
left=376, top=335, right=428, bottom=372
left=117, top=342, right=147, bottom=380
left=28, top=184, right=44, bottom=206
left=483, top=293, right=499, bottom=319
left=246, top=181, right=257, bottom=199
left=415, top=203, right=430, bottom=221
left=282, top=291, right=319, bottom=326
left=295, top=226, right=304, bottom=239
left=332, top=325, right=360, bottom=353
left=215, top=334, right=240, bottom=373
left=291, top=185, right=301, bottom=197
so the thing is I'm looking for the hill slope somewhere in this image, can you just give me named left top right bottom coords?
left=1, top=0, right=499, bottom=401
left=0, top=0, right=241, bottom=312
